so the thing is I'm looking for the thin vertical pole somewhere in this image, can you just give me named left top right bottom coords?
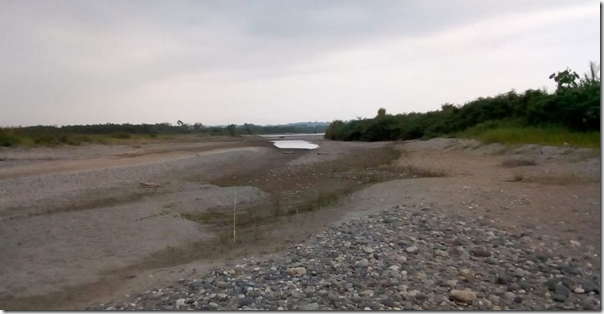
left=233, top=188, right=237, bottom=244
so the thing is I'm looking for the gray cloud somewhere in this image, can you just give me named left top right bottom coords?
left=0, top=0, right=598, bottom=126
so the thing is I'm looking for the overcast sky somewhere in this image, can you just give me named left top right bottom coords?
left=0, top=0, right=600, bottom=126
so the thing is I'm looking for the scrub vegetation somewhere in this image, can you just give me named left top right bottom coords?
left=325, top=62, right=600, bottom=148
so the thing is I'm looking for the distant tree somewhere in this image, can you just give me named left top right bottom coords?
left=377, top=108, right=386, bottom=118
left=226, top=124, right=237, bottom=136
left=549, top=68, right=580, bottom=92
left=580, top=61, right=600, bottom=86
left=177, top=120, right=184, bottom=126
left=192, top=123, right=204, bottom=132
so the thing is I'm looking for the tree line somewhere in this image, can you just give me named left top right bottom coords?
left=0, top=122, right=329, bottom=146
left=325, top=63, right=600, bottom=142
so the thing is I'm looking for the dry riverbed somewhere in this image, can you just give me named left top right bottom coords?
left=0, top=136, right=600, bottom=310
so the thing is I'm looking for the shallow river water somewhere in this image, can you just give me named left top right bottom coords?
left=271, top=140, right=319, bottom=150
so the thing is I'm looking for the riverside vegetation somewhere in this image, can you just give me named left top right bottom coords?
left=325, top=63, right=600, bottom=148
left=0, top=121, right=329, bottom=147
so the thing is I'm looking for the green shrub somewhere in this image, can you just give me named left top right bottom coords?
left=0, top=131, right=22, bottom=147
left=33, top=135, right=60, bottom=146
left=472, top=126, right=600, bottom=148
left=111, top=133, right=132, bottom=139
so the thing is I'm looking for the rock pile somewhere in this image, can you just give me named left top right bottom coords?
left=96, top=206, right=601, bottom=310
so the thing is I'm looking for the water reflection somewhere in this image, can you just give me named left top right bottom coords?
left=272, top=140, right=319, bottom=150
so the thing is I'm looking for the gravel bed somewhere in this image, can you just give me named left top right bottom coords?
left=95, top=206, right=601, bottom=310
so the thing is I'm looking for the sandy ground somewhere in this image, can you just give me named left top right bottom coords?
left=0, top=136, right=600, bottom=310
left=344, top=139, right=600, bottom=262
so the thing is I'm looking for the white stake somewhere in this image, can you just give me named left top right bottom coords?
left=233, top=188, right=237, bottom=244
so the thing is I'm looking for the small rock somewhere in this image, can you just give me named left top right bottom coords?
left=380, top=298, right=396, bottom=308
left=552, top=294, right=567, bottom=303
left=582, top=297, right=600, bottom=310
left=496, top=273, right=512, bottom=285
left=488, top=295, right=500, bottom=305
left=301, top=303, right=319, bottom=311
left=520, top=236, right=533, bottom=245
left=470, top=248, right=491, bottom=257
left=435, top=250, right=448, bottom=257
left=287, top=267, right=307, bottom=277
left=459, top=268, right=473, bottom=278
left=406, top=246, right=418, bottom=253
left=513, top=268, right=528, bottom=278
left=238, top=298, right=253, bottom=307
left=544, top=279, right=557, bottom=291
left=503, top=292, right=516, bottom=300
left=451, top=290, right=477, bottom=303
left=555, top=285, right=570, bottom=296
left=473, top=298, right=492, bottom=310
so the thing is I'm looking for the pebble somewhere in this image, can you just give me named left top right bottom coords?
left=555, top=285, right=570, bottom=297
left=459, top=268, right=473, bottom=277
left=503, top=292, right=516, bottom=300
left=300, top=303, right=319, bottom=311
left=451, top=290, right=477, bottom=303
left=406, top=246, right=418, bottom=254
left=287, top=267, right=307, bottom=277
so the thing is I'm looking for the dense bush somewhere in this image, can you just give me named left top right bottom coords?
left=0, top=129, right=22, bottom=147
left=325, top=64, right=600, bottom=142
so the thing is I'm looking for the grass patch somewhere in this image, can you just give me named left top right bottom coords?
left=181, top=211, right=224, bottom=224
left=0, top=129, right=209, bottom=147
left=460, top=126, right=600, bottom=148
left=315, top=190, right=341, bottom=208
left=398, top=164, right=446, bottom=177
left=111, top=133, right=132, bottom=139
left=501, top=158, right=537, bottom=168
left=511, top=173, right=524, bottom=182
left=523, top=174, right=600, bottom=185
